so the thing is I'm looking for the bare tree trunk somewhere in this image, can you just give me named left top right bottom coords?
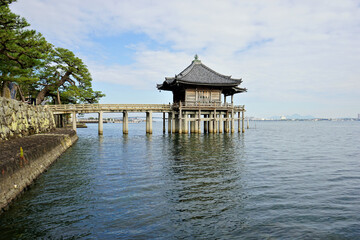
left=17, top=84, right=26, bottom=102
left=36, top=71, right=70, bottom=105
left=56, top=89, right=62, bottom=104
left=36, top=85, right=49, bottom=105
left=0, top=81, right=3, bottom=97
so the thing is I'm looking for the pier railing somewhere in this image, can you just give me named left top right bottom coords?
left=49, top=103, right=246, bottom=134
left=174, top=102, right=245, bottom=111
left=47, top=104, right=173, bottom=113
left=47, top=103, right=245, bottom=114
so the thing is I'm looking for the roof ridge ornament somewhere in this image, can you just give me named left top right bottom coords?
left=193, top=54, right=201, bottom=64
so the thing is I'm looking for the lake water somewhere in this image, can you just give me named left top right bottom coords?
left=1, top=121, right=360, bottom=239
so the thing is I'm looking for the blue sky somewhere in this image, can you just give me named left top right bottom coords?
left=11, top=0, right=360, bottom=118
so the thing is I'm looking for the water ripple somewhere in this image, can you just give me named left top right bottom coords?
left=0, top=121, right=360, bottom=239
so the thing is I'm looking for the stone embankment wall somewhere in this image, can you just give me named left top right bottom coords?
left=0, top=129, right=78, bottom=212
left=0, top=97, right=78, bottom=212
left=0, top=97, right=55, bottom=141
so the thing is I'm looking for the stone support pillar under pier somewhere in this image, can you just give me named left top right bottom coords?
left=197, top=110, right=201, bottom=133
left=183, top=113, right=188, bottom=134
left=163, top=112, right=166, bottom=133
left=225, top=112, right=230, bottom=133
left=238, top=112, right=241, bottom=133
left=219, top=113, right=223, bottom=133
left=149, top=111, right=153, bottom=134
left=204, top=115, right=208, bottom=133
left=213, top=111, right=218, bottom=133
left=190, top=115, right=195, bottom=133
left=194, top=112, right=200, bottom=133
left=231, top=110, right=235, bottom=133
left=194, top=119, right=199, bottom=133
left=123, top=111, right=128, bottom=134
left=61, top=114, right=66, bottom=128
left=168, top=112, right=172, bottom=134
left=175, top=114, right=180, bottom=133
left=72, top=111, right=77, bottom=132
left=98, top=111, right=103, bottom=135
left=171, top=112, right=176, bottom=133
left=209, top=114, right=214, bottom=133
left=178, top=111, right=182, bottom=134
left=146, top=111, right=153, bottom=134
left=242, top=111, right=245, bottom=133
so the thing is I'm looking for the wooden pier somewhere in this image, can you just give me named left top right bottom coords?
left=48, top=56, right=247, bottom=135
left=47, top=103, right=246, bottom=135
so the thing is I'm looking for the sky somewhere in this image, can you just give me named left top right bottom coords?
left=10, top=0, right=360, bottom=118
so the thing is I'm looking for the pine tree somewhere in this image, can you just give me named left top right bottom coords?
left=35, top=47, right=105, bottom=104
left=0, top=0, right=104, bottom=104
left=0, top=0, right=51, bottom=99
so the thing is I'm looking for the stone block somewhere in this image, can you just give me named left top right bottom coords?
left=0, top=97, right=56, bottom=140
left=10, top=121, right=18, bottom=131
left=3, top=106, right=11, bottom=116
left=12, top=101, right=20, bottom=111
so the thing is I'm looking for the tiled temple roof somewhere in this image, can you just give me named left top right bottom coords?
left=163, top=59, right=242, bottom=86
left=157, top=56, right=247, bottom=95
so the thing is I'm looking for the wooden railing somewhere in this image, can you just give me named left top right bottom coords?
left=47, top=104, right=173, bottom=113
left=46, top=102, right=245, bottom=113
left=175, top=102, right=245, bottom=110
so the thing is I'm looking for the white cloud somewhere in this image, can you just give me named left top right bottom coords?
left=88, top=50, right=192, bottom=89
left=10, top=0, right=360, bottom=117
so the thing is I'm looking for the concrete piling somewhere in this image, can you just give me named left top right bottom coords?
left=98, top=111, right=103, bottom=135
left=146, top=111, right=153, bottom=134
left=123, top=111, right=128, bottom=134
left=168, top=112, right=172, bottom=134
left=242, top=111, right=245, bottom=133
left=163, top=112, right=166, bottom=133
left=72, top=111, right=77, bottom=132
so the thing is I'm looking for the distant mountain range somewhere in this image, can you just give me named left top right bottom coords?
left=270, top=114, right=315, bottom=120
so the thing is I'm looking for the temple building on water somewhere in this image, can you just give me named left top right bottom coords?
left=157, top=55, right=247, bottom=133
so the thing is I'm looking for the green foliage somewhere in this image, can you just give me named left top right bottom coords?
left=36, top=47, right=105, bottom=104
left=0, top=0, right=104, bottom=104
left=0, top=0, right=51, bottom=86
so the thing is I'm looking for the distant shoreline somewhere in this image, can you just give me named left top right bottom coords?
left=248, top=118, right=360, bottom=121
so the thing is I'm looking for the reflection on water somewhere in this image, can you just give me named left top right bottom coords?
left=163, top=134, right=248, bottom=239
left=0, top=121, right=360, bottom=239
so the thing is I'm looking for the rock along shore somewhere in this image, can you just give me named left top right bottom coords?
left=0, top=129, right=78, bottom=212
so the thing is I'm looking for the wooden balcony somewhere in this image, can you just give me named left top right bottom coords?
left=172, top=101, right=245, bottom=111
